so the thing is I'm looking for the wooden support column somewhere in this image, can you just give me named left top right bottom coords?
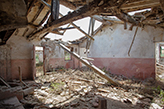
left=59, top=43, right=119, bottom=86
left=98, top=98, right=107, bottom=109
left=43, top=46, right=46, bottom=75
left=51, top=0, right=60, bottom=21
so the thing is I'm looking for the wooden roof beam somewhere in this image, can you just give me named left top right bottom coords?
left=121, top=0, right=160, bottom=12
left=27, top=0, right=101, bottom=40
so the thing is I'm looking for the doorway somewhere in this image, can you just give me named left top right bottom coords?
left=35, top=46, right=44, bottom=77
left=155, top=42, right=164, bottom=82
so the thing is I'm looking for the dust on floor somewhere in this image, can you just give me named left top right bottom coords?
left=20, top=67, right=164, bottom=109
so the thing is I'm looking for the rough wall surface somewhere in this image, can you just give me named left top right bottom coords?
left=0, top=45, right=11, bottom=80
left=43, top=41, right=81, bottom=70
left=85, top=24, right=164, bottom=79
left=0, top=29, right=34, bottom=81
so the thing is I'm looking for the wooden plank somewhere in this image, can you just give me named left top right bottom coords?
left=59, top=43, right=119, bottom=86
left=38, top=10, right=51, bottom=26
left=121, top=0, right=160, bottom=11
left=31, top=4, right=45, bottom=23
left=27, top=0, right=37, bottom=15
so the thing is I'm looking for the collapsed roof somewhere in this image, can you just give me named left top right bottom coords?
left=0, top=0, right=164, bottom=45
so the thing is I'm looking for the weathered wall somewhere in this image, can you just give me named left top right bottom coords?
left=80, top=24, right=164, bottom=80
left=0, top=45, right=11, bottom=80
left=43, top=41, right=81, bottom=71
left=0, top=28, right=35, bottom=81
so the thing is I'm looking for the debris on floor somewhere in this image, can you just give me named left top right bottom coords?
left=0, top=67, right=164, bottom=109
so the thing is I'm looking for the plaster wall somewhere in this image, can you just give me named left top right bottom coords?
left=84, top=24, right=164, bottom=79
left=44, top=43, right=81, bottom=70
left=0, top=29, right=35, bottom=81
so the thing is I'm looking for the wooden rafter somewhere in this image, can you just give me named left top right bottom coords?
left=27, top=0, right=102, bottom=40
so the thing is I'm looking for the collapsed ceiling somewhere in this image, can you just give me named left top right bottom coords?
left=0, top=0, right=164, bottom=45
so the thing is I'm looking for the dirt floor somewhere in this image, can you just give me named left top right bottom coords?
left=18, top=66, right=164, bottom=109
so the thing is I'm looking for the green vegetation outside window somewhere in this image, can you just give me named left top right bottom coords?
left=65, top=51, right=71, bottom=61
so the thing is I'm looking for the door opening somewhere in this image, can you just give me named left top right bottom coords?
left=35, top=46, right=44, bottom=77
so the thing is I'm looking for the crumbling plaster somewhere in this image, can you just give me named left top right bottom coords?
left=0, top=28, right=37, bottom=81
left=42, top=41, right=81, bottom=71
left=80, top=24, right=164, bottom=79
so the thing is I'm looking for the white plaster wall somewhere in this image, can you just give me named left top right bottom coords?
left=88, top=24, right=164, bottom=58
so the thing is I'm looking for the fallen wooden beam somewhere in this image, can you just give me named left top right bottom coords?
left=0, top=77, right=11, bottom=88
left=82, top=57, right=94, bottom=61
left=59, top=43, right=119, bottom=86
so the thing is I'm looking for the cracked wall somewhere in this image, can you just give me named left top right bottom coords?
left=0, top=29, right=35, bottom=81
left=80, top=24, right=164, bottom=80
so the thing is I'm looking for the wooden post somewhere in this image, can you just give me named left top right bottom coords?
left=51, top=0, right=60, bottom=21
left=59, top=43, right=119, bottom=86
left=18, top=66, right=22, bottom=83
left=43, top=46, right=46, bottom=75
left=98, top=98, right=107, bottom=109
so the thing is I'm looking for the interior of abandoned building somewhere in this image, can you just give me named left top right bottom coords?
left=0, top=0, right=164, bottom=108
